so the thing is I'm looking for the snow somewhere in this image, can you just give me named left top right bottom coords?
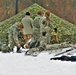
left=0, top=48, right=76, bottom=75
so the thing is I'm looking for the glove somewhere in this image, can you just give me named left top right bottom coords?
left=42, top=32, right=46, bottom=36
left=17, top=43, right=21, bottom=52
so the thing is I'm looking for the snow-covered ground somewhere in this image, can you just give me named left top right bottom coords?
left=0, top=47, right=76, bottom=75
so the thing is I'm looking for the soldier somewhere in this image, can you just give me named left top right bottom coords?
left=31, top=10, right=44, bottom=48
left=21, top=12, right=33, bottom=48
left=8, top=22, right=24, bottom=52
left=44, top=10, right=53, bottom=44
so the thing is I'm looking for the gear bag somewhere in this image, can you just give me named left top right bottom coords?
left=28, top=38, right=40, bottom=48
left=33, top=17, right=41, bottom=28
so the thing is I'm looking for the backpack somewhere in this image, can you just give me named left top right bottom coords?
left=33, top=17, right=41, bottom=29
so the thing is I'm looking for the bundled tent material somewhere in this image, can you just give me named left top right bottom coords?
left=50, top=55, right=76, bottom=62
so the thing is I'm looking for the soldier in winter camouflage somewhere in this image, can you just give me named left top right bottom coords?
left=32, top=11, right=43, bottom=42
left=8, top=22, right=24, bottom=51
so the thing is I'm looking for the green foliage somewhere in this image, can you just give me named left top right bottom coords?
left=0, top=3, right=76, bottom=44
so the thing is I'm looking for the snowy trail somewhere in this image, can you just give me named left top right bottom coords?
left=0, top=51, right=76, bottom=75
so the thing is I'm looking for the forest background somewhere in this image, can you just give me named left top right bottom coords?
left=0, top=0, right=76, bottom=25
